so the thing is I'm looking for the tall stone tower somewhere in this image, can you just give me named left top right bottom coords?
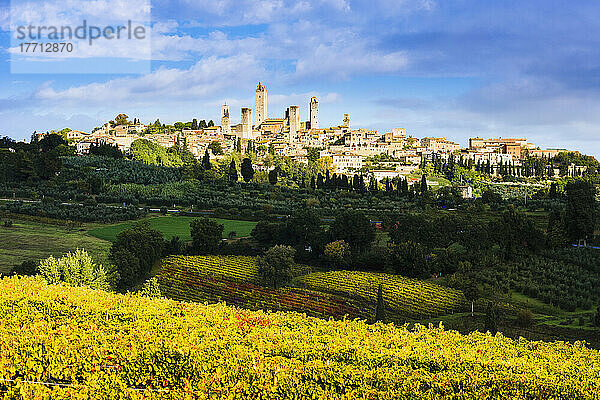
left=309, top=96, right=319, bottom=129
left=288, top=105, right=300, bottom=143
left=241, top=108, right=253, bottom=139
left=221, top=104, right=231, bottom=135
left=254, top=82, right=266, bottom=127
left=343, top=113, right=350, bottom=128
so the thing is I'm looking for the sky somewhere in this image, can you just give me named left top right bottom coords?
left=0, top=0, right=599, bottom=157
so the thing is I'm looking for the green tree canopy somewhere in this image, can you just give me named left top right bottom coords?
left=241, top=158, right=255, bottom=182
left=330, top=210, right=375, bottom=253
left=258, top=245, right=295, bottom=289
left=566, top=180, right=597, bottom=243
left=190, top=217, right=224, bottom=255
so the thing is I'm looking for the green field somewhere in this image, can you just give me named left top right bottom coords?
left=88, top=215, right=257, bottom=242
left=0, top=219, right=111, bottom=274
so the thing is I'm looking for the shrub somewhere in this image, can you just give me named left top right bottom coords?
left=516, top=309, right=534, bottom=328
left=38, top=249, right=110, bottom=290
left=11, top=260, right=38, bottom=276
left=138, top=277, right=161, bottom=298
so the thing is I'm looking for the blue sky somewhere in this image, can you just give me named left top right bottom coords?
left=1, top=0, right=599, bottom=157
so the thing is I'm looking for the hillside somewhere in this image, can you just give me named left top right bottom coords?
left=1, top=276, right=599, bottom=399
left=157, top=256, right=467, bottom=322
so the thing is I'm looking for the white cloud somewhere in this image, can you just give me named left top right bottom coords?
left=34, top=54, right=264, bottom=105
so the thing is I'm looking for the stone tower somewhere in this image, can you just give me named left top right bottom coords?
left=309, top=96, right=319, bottom=129
left=254, top=82, right=266, bottom=127
left=221, top=104, right=230, bottom=135
left=241, top=107, right=253, bottom=139
left=288, top=105, right=300, bottom=143
left=343, top=113, right=350, bottom=128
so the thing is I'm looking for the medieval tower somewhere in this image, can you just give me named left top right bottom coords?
left=343, top=113, right=350, bottom=128
left=288, top=105, right=300, bottom=142
left=241, top=108, right=253, bottom=139
left=221, top=104, right=231, bottom=135
left=309, top=96, right=319, bottom=129
left=255, top=82, right=266, bottom=127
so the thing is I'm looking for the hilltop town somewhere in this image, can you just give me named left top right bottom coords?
left=36, top=82, right=587, bottom=184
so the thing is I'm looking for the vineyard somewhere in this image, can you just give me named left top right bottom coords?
left=157, top=256, right=467, bottom=322
left=157, top=256, right=368, bottom=320
left=1, top=276, right=599, bottom=399
left=160, top=255, right=261, bottom=283
left=297, top=271, right=468, bottom=320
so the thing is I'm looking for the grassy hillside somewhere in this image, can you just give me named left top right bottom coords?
left=1, top=276, right=599, bottom=399
left=0, top=218, right=111, bottom=274
left=88, top=215, right=257, bottom=242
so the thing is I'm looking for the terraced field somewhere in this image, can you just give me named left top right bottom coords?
left=158, top=256, right=467, bottom=322
left=297, top=270, right=468, bottom=320
left=157, top=255, right=368, bottom=320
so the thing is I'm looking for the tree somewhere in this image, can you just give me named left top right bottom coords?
left=190, top=217, right=224, bottom=255
left=268, top=168, right=278, bottom=185
left=330, top=210, right=376, bottom=253
left=461, top=280, right=480, bottom=317
left=281, top=208, right=326, bottom=254
left=258, top=245, right=295, bottom=289
left=481, top=189, right=502, bottom=205
left=202, top=150, right=211, bottom=170
left=11, top=260, right=38, bottom=276
left=208, top=120, right=214, bottom=127
left=516, top=309, right=534, bottom=328
left=251, top=221, right=282, bottom=249
left=208, top=141, right=223, bottom=155
left=549, top=182, right=558, bottom=199
left=388, top=241, right=436, bottom=278
left=484, top=301, right=501, bottom=334
left=138, top=277, right=162, bottom=298
left=324, top=240, right=350, bottom=267
left=420, top=174, right=428, bottom=194
left=316, top=173, right=324, bottom=189
left=109, top=222, right=165, bottom=291
left=191, top=119, right=198, bottom=130
left=546, top=210, right=568, bottom=248
left=115, top=113, right=129, bottom=125
left=228, top=159, right=238, bottom=182
left=566, top=180, right=597, bottom=245
left=241, top=158, right=255, bottom=182
left=89, top=142, right=123, bottom=158
left=39, top=249, right=110, bottom=290
left=493, top=205, right=543, bottom=260
left=306, top=147, right=320, bottom=163
left=38, top=133, right=67, bottom=153
left=375, top=284, right=386, bottom=323
left=165, top=236, right=186, bottom=255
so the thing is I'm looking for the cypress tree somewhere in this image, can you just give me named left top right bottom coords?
left=228, top=159, right=238, bottom=182
left=202, top=150, right=211, bottom=170
left=420, top=174, right=428, bottom=194
left=240, top=158, right=254, bottom=183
